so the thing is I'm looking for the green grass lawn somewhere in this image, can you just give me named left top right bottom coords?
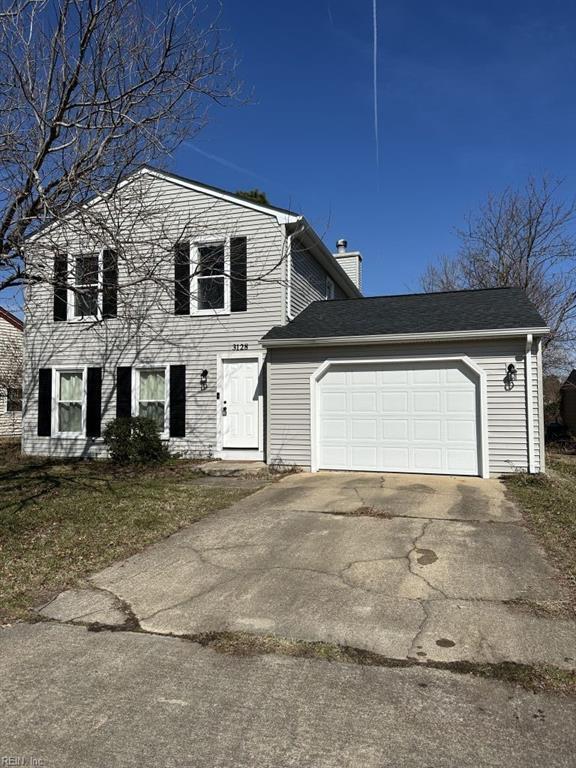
left=506, top=455, right=576, bottom=616
left=0, top=440, right=256, bottom=623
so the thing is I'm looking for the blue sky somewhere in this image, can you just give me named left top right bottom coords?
left=172, top=0, right=576, bottom=296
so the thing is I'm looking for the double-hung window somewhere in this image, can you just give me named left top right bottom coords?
left=135, top=367, right=168, bottom=434
left=73, top=254, right=100, bottom=319
left=192, top=241, right=229, bottom=313
left=6, top=387, right=22, bottom=412
left=55, top=370, right=85, bottom=435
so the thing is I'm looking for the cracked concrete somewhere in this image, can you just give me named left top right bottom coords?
left=37, top=471, right=576, bottom=670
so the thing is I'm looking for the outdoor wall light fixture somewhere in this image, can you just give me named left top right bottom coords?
left=504, top=363, right=517, bottom=390
left=200, top=369, right=208, bottom=390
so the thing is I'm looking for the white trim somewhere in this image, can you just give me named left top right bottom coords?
left=132, top=364, right=170, bottom=439
left=285, top=231, right=293, bottom=322
left=190, top=238, right=230, bottom=316
left=525, top=334, right=536, bottom=474
left=263, top=327, right=551, bottom=347
left=66, top=249, right=104, bottom=323
left=141, top=168, right=299, bottom=225
left=309, top=356, right=490, bottom=479
left=52, top=366, right=87, bottom=438
left=537, top=337, right=545, bottom=473
left=216, top=351, right=264, bottom=456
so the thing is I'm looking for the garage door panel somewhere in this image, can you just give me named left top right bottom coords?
left=323, top=392, right=347, bottom=412
left=350, top=391, right=378, bottom=412
left=382, top=419, right=409, bottom=440
left=413, top=420, right=442, bottom=441
left=321, top=419, right=347, bottom=440
left=413, top=447, right=443, bottom=471
left=382, top=392, right=409, bottom=412
left=413, top=368, right=441, bottom=385
left=351, top=419, right=377, bottom=440
left=318, top=362, right=480, bottom=477
left=351, top=369, right=378, bottom=385
left=413, top=392, right=441, bottom=412
left=350, top=446, right=378, bottom=469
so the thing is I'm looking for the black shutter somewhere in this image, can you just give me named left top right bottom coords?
left=53, top=253, right=68, bottom=321
left=230, top=237, right=247, bottom=312
left=38, top=368, right=52, bottom=436
left=102, top=249, right=118, bottom=319
left=169, top=365, right=186, bottom=437
left=86, top=367, right=102, bottom=437
left=116, top=367, right=132, bottom=419
left=174, top=242, right=190, bottom=315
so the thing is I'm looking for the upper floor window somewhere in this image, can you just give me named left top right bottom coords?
left=73, top=254, right=100, bottom=318
left=325, top=276, right=336, bottom=300
left=192, top=241, right=230, bottom=314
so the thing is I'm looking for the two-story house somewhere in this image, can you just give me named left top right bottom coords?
left=22, top=166, right=548, bottom=476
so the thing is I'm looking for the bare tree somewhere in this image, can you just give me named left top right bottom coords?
left=421, top=177, right=576, bottom=370
left=0, top=0, right=236, bottom=294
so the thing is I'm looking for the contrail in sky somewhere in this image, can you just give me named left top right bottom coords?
left=183, top=142, right=271, bottom=183
left=372, top=0, right=380, bottom=171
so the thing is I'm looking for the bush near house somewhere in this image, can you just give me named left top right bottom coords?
left=103, top=417, right=171, bottom=464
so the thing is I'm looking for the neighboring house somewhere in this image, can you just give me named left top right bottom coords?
left=0, top=307, right=23, bottom=437
left=22, top=166, right=548, bottom=476
left=560, top=370, right=576, bottom=436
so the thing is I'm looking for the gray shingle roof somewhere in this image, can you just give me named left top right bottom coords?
left=262, top=288, right=547, bottom=342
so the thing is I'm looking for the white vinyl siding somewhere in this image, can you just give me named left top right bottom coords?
left=290, top=237, right=347, bottom=317
left=266, top=338, right=544, bottom=476
left=22, top=174, right=287, bottom=458
left=0, top=314, right=23, bottom=437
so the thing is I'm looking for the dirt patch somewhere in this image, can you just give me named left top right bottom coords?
left=185, top=630, right=576, bottom=696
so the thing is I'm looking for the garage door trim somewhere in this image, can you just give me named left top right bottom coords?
left=310, top=355, right=489, bottom=478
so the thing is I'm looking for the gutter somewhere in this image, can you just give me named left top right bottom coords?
left=261, top=327, right=551, bottom=348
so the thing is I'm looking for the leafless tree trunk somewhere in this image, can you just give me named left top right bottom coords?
left=0, top=0, right=236, bottom=294
left=421, top=177, right=576, bottom=371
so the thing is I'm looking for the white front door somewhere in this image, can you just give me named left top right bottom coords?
left=222, top=358, right=260, bottom=449
left=317, top=361, right=480, bottom=476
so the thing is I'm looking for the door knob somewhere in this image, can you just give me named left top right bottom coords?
left=222, top=402, right=227, bottom=416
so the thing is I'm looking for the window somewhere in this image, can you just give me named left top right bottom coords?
left=6, top=387, right=22, bottom=412
left=136, top=368, right=167, bottom=432
left=325, top=276, right=336, bottom=300
left=192, top=241, right=228, bottom=313
left=74, top=254, right=99, bottom=318
left=56, top=370, right=84, bottom=434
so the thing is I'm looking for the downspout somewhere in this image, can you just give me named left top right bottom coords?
left=285, top=231, right=293, bottom=322
left=525, top=333, right=535, bottom=473
left=536, top=337, right=545, bottom=473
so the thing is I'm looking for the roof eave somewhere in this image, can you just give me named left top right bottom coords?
left=261, top=326, right=551, bottom=347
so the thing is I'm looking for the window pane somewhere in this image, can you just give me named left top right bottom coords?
left=7, top=387, right=22, bottom=411
left=139, top=369, right=165, bottom=401
left=74, top=287, right=98, bottom=317
left=139, top=401, right=165, bottom=430
left=198, top=276, right=225, bottom=310
left=197, top=244, right=224, bottom=276
left=59, top=371, right=83, bottom=401
left=59, top=402, right=82, bottom=432
left=76, top=255, right=99, bottom=285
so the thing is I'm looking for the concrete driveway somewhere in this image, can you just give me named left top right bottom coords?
left=40, top=471, right=576, bottom=669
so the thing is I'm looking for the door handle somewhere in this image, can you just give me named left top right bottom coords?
left=222, top=402, right=227, bottom=416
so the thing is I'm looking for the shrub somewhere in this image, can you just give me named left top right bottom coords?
left=103, top=417, right=170, bottom=464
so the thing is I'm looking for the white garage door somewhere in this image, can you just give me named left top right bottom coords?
left=317, top=361, right=480, bottom=476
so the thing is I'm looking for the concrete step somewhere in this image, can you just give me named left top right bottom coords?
left=198, top=460, right=270, bottom=478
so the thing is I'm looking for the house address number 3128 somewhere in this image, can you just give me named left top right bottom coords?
left=232, top=343, right=248, bottom=351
